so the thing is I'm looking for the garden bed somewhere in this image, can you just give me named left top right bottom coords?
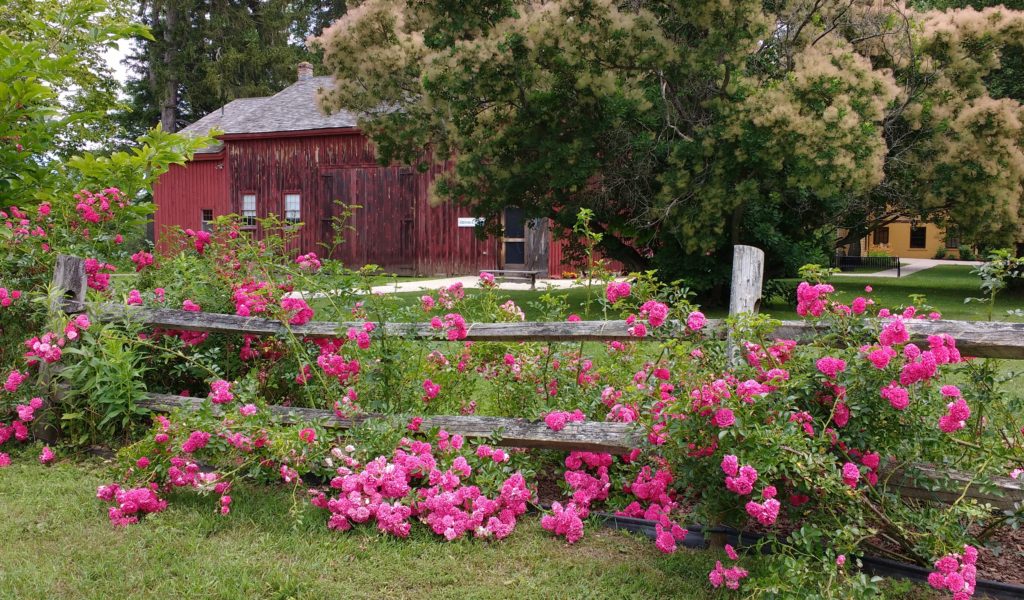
left=2, top=210, right=1023, bottom=598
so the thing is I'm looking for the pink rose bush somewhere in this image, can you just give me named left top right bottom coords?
left=96, top=484, right=168, bottom=527
left=1, top=197, right=1018, bottom=597
left=543, top=409, right=585, bottom=431
left=605, top=281, right=631, bottom=303
left=312, top=431, right=531, bottom=541
left=927, top=546, right=978, bottom=599
left=295, top=252, right=322, bottom=272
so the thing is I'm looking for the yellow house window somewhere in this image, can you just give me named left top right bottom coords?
left=910, top=226, right=927, bottom=249
left=873, top=227, right=889, bottom=245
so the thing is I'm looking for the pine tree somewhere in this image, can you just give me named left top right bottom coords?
left=120, top=0, right=346, bottom=136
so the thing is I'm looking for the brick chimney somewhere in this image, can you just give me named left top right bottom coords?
left=297, top=61, right=314, bottom=81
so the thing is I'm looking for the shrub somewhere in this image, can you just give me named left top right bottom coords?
left=1, top=203, right=1020, bottom=598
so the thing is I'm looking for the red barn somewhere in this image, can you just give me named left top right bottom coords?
left=154, top=63, right=591, bottom=276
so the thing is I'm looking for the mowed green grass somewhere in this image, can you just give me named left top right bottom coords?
left=317, top=265, right=1021, bottom=322
left=0, top=457, right=940, bottom=600
left=0, top=457, right=720, bottom=600
left=762, top=266, right=1024, bottom=322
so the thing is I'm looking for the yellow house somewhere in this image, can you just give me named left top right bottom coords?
left=859, top=219, right=960, bottom=259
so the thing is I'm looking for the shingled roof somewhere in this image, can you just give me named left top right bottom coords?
left=181, top=73, right=359, bottom=152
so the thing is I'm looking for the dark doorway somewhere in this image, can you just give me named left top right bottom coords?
left=502, top=208, right=550, bottom=275
left=502, top=207, right=526, bottom=269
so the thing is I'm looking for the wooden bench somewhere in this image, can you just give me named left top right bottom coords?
left=480, top=269, right=540, bottom=290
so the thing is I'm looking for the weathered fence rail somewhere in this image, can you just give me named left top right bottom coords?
left=67, top=302, right=1024, bottom=359
left=46, top=250, right=1024, bottom=509
left=138, top=393, right=639, bottom=454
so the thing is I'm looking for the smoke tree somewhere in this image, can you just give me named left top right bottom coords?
left=314, top=0, right=1024, bottom=287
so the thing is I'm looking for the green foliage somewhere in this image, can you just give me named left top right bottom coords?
left=0, top=0, right=150, bottom=158
left=120, top=0, right=348, bottom=136
left=762, top=279, right=798, bottom=306
left=316, top=0, right=1024, bottom=289
left=797, top=263, right=839, bottom=284
left=0, top=0, right=212, bottom=209
left=60, top=325, right=151, bottom=445
left=966, top=249, right=1024, bottom=320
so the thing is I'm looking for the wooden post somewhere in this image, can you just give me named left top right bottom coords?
left=34, top=255, right=88, bottom=443
left=50, top=254, right=88, bottom=313
left=713, top=245, right=765, bottom=549
left=726, top=245, right=765, bottom=367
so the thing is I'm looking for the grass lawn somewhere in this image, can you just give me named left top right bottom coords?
left=0, top=457, right=718, bottom=599
left=762, top=266, right=1024, bottom=322
left=0, top=457, right=937, bottom=599
left=316, top=265, right=1021, bottom=322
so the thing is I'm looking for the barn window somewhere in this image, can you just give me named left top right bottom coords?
left=285, top=193, right=301, bottom=224
left=872, top=227, right=889, bottom=245
left=910, top=226, right=927, bottom=249
left=201, top=209, right=214, bottom=233
left=241, top=194, right=256, bottom=227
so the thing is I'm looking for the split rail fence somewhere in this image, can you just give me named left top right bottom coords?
left=45, top=247, right=1024, bottom=508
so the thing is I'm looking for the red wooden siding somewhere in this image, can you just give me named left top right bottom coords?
left=547, top=234, right=625, bottom=276
left=412, top=161, right=499, bottom=275
left=171, top=131, right=500, bottom=275
left=224, top=132, right=372, bottom=258
left=153, top=129, right=624, bottom=276
left=153, top=155, right=230, bottom=253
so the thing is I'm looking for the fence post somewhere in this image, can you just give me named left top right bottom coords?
left=713, top=245, right=765, bottom=550
left=34, top=255, right=88, bottom=443
left=726, top=245, right=765, bottom=368
left=50, top=254, right=88, bottom=313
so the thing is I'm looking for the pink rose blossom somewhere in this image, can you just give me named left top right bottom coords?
left=841, top=462, right=860, bottom=488
left=605, top=281, right=631, bottom=303
left=712, top=408, right=736, bottom=428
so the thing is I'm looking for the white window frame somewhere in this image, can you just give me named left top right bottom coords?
left=241, top=193, right=257, bottom=227
left=284, top=193, right=301, bottom=224
left=201, top=209, right=214, bottom=233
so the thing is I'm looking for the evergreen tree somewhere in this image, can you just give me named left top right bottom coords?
left=120, top=0, right=346, bottom=136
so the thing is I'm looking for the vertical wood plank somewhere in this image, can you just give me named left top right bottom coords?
left=51, top=254, right=88, bottom=313
left=726, top=245, right=765, bottom=367
left=34, top=255, right=88, bottom=443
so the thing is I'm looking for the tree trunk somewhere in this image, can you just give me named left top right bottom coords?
left=594, top=227, right=649, bottom=272
left=549, top=210, right=650, bottom=273
left=159, top=1, right=179, bottom=132
left=730, top=203, right=744, bottom=245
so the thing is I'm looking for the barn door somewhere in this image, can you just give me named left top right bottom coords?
left=502, top=208, right=549, bottom=275
left=320, top=170, right=360, bottom=264
left=525, top=218, right=549, bottom=276
left=320, top=166, right=415, bottom=273
left=396, top=170, right=416, bottom=275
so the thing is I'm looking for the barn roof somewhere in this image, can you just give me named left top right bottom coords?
left=181, top=75, right=360, bottom=152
